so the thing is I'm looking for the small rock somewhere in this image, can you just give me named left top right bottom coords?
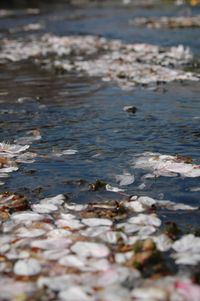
left=123, top=106, right=138, bottom=113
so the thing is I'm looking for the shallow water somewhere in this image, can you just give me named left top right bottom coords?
left=0, top=0, right=200, bottom=214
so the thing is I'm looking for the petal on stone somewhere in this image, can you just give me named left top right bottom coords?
left=128, top=214, right=161, bottom=227
left=59, top=286, right=94, bottom=301
left=42, top=249, right=70, bottom=261
left=32, top=203, right=58, bottom=214
left=60, top=213, right=77, bottom=220
left=137, top=196, right=157, bottom=207
left=125, top=201, right=145, bottom=212
left=86, top=258, right=110, bottom=272
left=59, top=255, right=86, bottom=269
left=175, top=280, right=200, bottom=301
left=64, top=203, right=87, bottom=211
left=98, top=285, right=131, bottom=301
left=124, top=223, right=141, bottom=234
left=37, top=275, right=74, bottom=291
left=0, top=278, right=35, bottom=299
left=138, top=225, right=157, bottom=237
left=14, top=259, right=41, bottom=276
left=100, top=231, right=119, bottom=244
left=47, top=229, right=71, bottom=238
left=71, top=241, right=109, bottom=258
left=131, top=287, right=168, bottom=301
left=173, top=253, right=200, bottom=265
left=56, top=219, right=83, bottom=230
left=31, top=238, right=71, bottom=250
left=40, top=194, right=65, bottom=206
left=93, top=266, right=138, bottom=287
left=7, top=250, right=30, bottom=260
left=11, top=211, right=46, bottom=222
left=15, top=227, right=46, bottom=238
left=172, top=234, right=200, bottom=253
left=82, top=218, right=112, bottom=227
left=80, top=226, right=111, bottom=238
left=152, top=234, right=172, bottom=252
left=115, top=252, right=133, bottom=264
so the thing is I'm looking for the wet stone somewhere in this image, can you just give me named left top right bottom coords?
left=89, top=179, right=107, bottom=191
left=123, top=106, right=138, bottom=113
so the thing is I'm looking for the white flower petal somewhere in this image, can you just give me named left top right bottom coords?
left=59, top=286, right=94, bottom=301
left=115, top=252, right=133, bottom=264
left=47, top=229, right=71, bottom=238
left=100, top=231, right=119, bottom=244
left=138, top=226, right=157, bottom=237
left=42, top=249, right=69, bottom=260
left=124, top=223, right=141, bottom=234
left=32, top=203, right=58, bottom=214
left=40, top=194, right=65, bottom=205
left=125, top=201, right=145, bottom=212
left=152, top=234, right=172, bottom=252
left=173, top=253, right=200, bottom=265
left=137, top=196, right=157, bottom=207
left=37, top=275, right=74, bottom=291
left=11, top=211, right=46, bottom=222
left=133, top=152, right=200, bottom=178
left=15, top=227, right=45, bottom=238
left=98, top=285, right=131, bottom=301
left=0, top=166, right=18, bottom=173
left=80, top=226, right=111, bottom=238
left=57, top=149, right=78, bottom=156
left=132, top=287, right=168, bottom=301
left=7, top=250, right=30, bottom=260
left=82, top=218, right=112, bottom=227
left=0, top=143, right=29, bottom=154
left=172, top=234, right=200, bottom=253
left=106, top=184, right=125, bottom=192
left=93, top=266, right=138, bottom=287
left=14, top=259, right=41, bottom=276
left=86, top=258, right=110, bottom=272
left=59, top=255, right=86, bottom=269
left=116, top=173, right=135, bottom=186
left=31, top=238, right=71, bottom=250
left=56, top=219, right=83, bottom=230
left=128, top=214, right=161, bottom=227
left=64, top=203, right=87, bottom=211
left=156, top=200, right=198, bottom=211
left=71, top=241, right=109, bottom=258
left=60, top=213, right=77, bottom=220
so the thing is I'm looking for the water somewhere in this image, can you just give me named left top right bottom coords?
left=0, top=0, right=200, bottom=216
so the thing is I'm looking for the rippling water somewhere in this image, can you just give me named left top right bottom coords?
left=0, top=1, right=200, bottom=221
